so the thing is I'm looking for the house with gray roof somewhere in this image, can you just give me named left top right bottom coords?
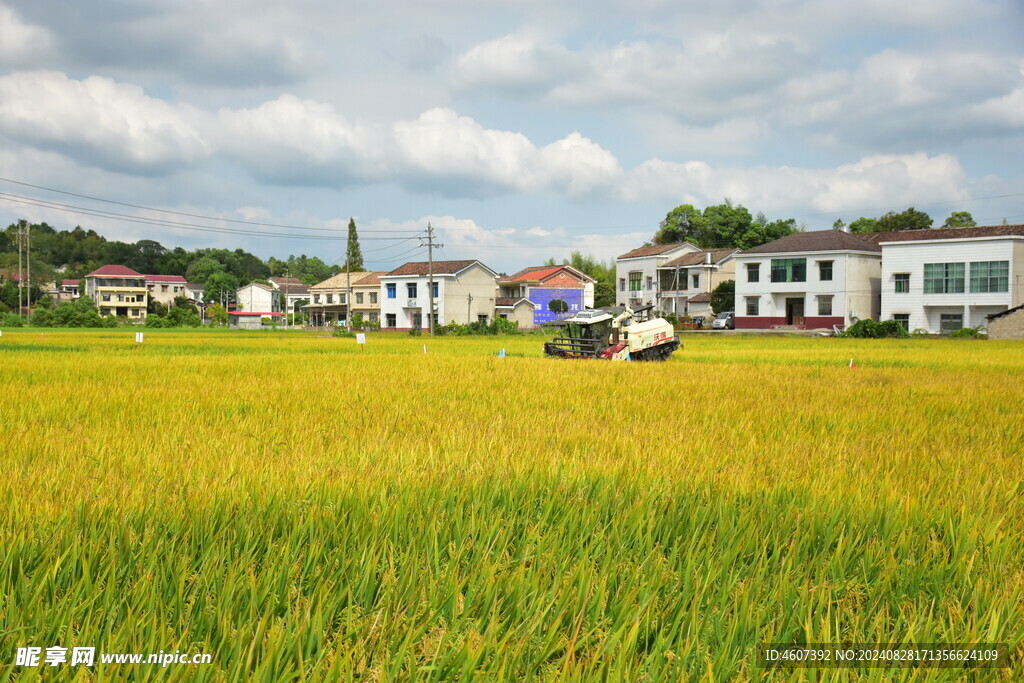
left=734, top=230, right=882, bottom=330
left=379, top=260, right=498, bottom=330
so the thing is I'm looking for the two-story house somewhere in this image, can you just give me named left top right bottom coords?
left=657, top=248, right=739, bottom=318
left=380, top=260, right=498, bottom=330
left=268, top=277, right=311, bottom=318
left=83, top=265, right=148, bottom=320
left=235, top=282, right=281, bottom=314
left=145, top=274, right=188, bottom=307
left=497, top=265, right=595, bottom=325
left=874, top=225, right=1024, bottom=333
left=306, top=271, right=381, bottom=326
left=616, top=243, right=701, bottom=309
left=734, top=230, right=881, bottom=329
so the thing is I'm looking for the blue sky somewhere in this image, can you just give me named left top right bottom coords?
left=0, top=0, right=1021, bottom=272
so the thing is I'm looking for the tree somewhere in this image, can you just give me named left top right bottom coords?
left=345, top=218, right=365, bottom=272
left=207, top=303, right=228, bottom=326
left=204, top=272, right=239, bottom=307
left=594, top=281, right=615, bottom=308
left=848, top=217, right=879, bottom=234
left=875, top=207, right=933, bottom=232
left=943, top=211, right=976, bottom=228
left=548, top=299, right=569, bottom=314
left=710, top=280, right=735, bottom=314
left=185, top=256, right=226, bottom=283
left=654, top=204, right=706, bottom=245
left=702, top=201, right=754, bottom=248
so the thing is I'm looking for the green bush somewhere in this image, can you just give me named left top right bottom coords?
left=948, top=326, right=986, bottom=339
left=840, top=318, right=909, bottom=339
left=0, top=311, right=24, bottom=327
left=408, top=328, right=422, bottom=337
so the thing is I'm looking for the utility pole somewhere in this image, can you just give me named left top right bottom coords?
left=420, top=223, right=442, bottom=335
left=346, top=259, right=352, bottom=330
left=25, top=222, right=31, bottom=318
left=467, top=293, right=473, bottom=324
left=16, top=221, right=23, bottom=322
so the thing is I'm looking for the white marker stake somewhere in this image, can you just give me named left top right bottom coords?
left=423, top=344, right=427, bottom=355
left=136, top=332, right=144, bottom=343
left=849, top=358, right=855, bottom=370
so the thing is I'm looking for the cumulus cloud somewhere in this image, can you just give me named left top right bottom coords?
left=618, top=152, right=969, bottom=215
left=0, top=3, right=52, bottom=65
left=452, top=32, right=583, bottom=93
left=0, top=70, right=208, bottom=175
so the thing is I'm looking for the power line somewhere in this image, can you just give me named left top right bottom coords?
left=0, top=192, right=412, bottom=241
left=0, top=176, right=418, bottom=235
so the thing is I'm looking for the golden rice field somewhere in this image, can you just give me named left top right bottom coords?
left=1, top=329, right=1022, bottom=681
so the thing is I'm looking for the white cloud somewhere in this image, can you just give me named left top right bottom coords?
left=618, top=152, right=969, bottom=216
left=0, top=70, right=208, bottom=174
left=452, top=31, right=582, bottom=93
left=0, top=3, right=52, bottom=65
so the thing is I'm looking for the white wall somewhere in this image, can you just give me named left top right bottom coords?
left=880, top=237, right=1021, bottom=333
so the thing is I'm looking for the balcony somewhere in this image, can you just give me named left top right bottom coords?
left=406, top=298, right=419, bottom=308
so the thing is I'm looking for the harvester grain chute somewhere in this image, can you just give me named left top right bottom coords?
left=543, top=306, right=681, bottom=361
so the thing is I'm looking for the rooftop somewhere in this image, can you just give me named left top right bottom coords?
left=145, top=274, right=187, bottom=283
left=862, top=224, right=1024, bottom=244
left=740, top=230, right=881, bottom=255
left=662, top=248, right=739, bottom=268
left=310, top=270, right=386, bottom=290
left=618, top=242, right=696, bottom=260
left=384, top=260, right=494, bottom=277
left=86, top=265, right=144, bottom=277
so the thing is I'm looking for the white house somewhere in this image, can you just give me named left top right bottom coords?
left=616, top=242, right=701, bottom=309
left=379, top=260, right=498, bottom=330
left=875, top=225, right=1024, bottom=333
left=734, top=230, right=881, bottom=329
left=656, top=248, right=739, bottom=318
left=235, top=282, right=281, bottom=313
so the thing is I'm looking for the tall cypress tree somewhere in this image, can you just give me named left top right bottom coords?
left=345, top=217, right=365, bottom=272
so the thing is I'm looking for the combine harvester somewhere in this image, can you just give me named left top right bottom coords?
left=543, top=306, right=681, bottom=361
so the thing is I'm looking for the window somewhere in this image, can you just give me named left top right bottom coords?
left=691, top=274, right=699, bottom=289
left=818, top=261, right=833, bottom=281
left=924, top=263, right=965, bottom=294
left=432, top=282, right=439, bottom=298
left=628, top=272, right=642, bottom=291
left=386, top=283, right=396, bottom=299
left=313, top=294, right=320, bottom=304
left=499, top=313, right=508, bottom=320
left=161, top=285, right=168, bottom=292
left=770, top=258, right=806, bottom=283
left=370, top=292, right=377, bottom=304
left=407, top=283, right=418, bottom=299
left=970, top=261, right=1009, bottom=293
left=356, top=293, right=364, bottom=304
left=369, top=312, right=379, bottom=323
left=940, top=313, right=963, bottom=334
left=326, top=294, right=333, bottom=304
left=893, top=313, right=910, bottom=331
left=386, top=313, right=396, bottom=327
left=746, top=263, right=760, bottom=283
left=646, top=276, right=653, bottom=291
left=619, top=278, right=625, bottom=292
left=894, top=273, right=910, bottom=293
left=745, top=297, right=759, bottom=316
left=413, top=313, right=422, bottom=328
left=817, top=295, right=833, bottom=316
left=478, top=314, right=488, bottom=323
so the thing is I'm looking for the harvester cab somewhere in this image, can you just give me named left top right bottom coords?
left=543, top=306, right=681, bottom=361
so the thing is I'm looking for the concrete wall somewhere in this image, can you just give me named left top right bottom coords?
left=988, top=308, right=1024, bottom=339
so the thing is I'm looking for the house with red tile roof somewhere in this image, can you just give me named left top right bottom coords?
left=83, top=265, right=148, bottom=321
left=497, top=265, right=594, bottom=325
left=145, top=274, right=188, bottom=307
left=379, top=260, right=498, bottom=330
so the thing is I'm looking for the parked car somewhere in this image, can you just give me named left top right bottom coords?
left=712, top=311, right=735, bottom=330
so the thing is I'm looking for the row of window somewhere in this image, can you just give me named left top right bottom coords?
left=889, top=313, right=962, bottom=333
left=915, top=261, right=1009, bottom=294
left=620, top=273, right=700, bottom=292
left=101, top=294, right=145, bottom=303
left=381, top=313, right=483, bottom=327
left=384, top=283, right=439, bottom=299
left=744, top=259, right=833, bottom=284
left=743, top=295, right=834, bottom=316
left=311, top=291, right=384, bottom=305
